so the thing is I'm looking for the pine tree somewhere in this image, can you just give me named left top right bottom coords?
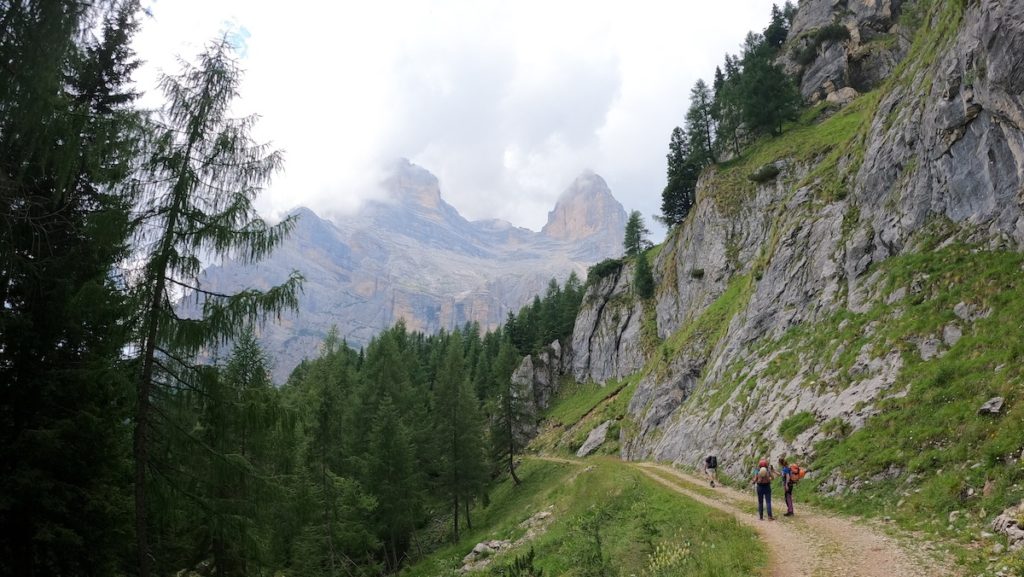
left=193, top=329, right=281, bottom=576
left=129, top=38, right=302, bottom=577
left=0, top=2, right=141, bottom=574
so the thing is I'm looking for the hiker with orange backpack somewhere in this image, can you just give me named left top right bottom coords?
left=779, top=457, right=795, bottom=516
left=751, top=458, right=775, bottom=520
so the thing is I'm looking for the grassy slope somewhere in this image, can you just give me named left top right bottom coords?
left=401, top=457, right=763, bottom=577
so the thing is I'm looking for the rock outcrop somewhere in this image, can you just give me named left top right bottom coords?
left=783, top=0, right=908, bottom=103
left=510, top=341, right=565, bottom=439
left=570, top=261, right=647, bottom=383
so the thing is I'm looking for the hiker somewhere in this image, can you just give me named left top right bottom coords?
left=704, top=454, right=718, bottom=487
left=779, top=456, right=794, bottom=516
left=751, top=458, right=774, bottom=520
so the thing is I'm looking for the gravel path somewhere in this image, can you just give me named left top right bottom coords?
left=635, top=462, right=960, bottom=577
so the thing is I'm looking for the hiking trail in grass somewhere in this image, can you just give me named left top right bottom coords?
left=534, top=456, right=959, bottom=577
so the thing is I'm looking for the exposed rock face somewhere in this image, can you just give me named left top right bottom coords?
left=196, top=161, right=626, bottom=381
left=510, top=340, right=564, bottom=439
left=566, top=1, right=1024, bottom=480
left=783, top=0, right=907, bottom=102
left=569, top=262, right=646, bottom=383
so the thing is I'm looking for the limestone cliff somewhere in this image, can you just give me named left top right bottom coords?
left=565, top=0, right=1024, bottom=483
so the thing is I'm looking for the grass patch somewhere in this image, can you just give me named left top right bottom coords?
left=778, top=411, right=817, bottom=442
left=402, top=458, right=765, bottom=577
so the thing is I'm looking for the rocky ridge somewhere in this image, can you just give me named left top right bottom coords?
left=548, top=0, right=1024, bottom=484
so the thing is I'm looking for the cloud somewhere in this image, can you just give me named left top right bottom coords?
left=131, top=0, right=779, bottom=233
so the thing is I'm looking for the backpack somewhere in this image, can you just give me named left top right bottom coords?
left=756, top=466, right=771, bottom=484
left=707, top=455, right=718, bottom=468
left=789, top=464, right=806, bottom=482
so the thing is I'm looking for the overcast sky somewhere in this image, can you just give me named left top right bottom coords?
left=132, top=0, right=777, bottom=235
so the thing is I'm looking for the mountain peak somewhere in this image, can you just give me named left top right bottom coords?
left=541, top=171, right=627, bottom=243
left=383, top=159, right=444, bottom=212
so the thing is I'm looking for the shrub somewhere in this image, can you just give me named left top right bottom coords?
left=791, top=42, right=818, bottom=66
left=749, top=164, right=781, bottom=183
left=588, top=258, right=623, bottom=284
left=689, top=268, right=705, bottom=279
left=814, top=23, right=851, bottom=44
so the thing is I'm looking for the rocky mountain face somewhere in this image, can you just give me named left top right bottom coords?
left=538, top=0, right=1024, bottom=480
left=198, top=160, right=626, bottom=381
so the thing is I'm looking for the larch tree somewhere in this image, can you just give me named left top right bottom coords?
left=129, top=38, right=302, bottom=577
left=685, top=79, right=717, bottom=165
left=489, top=338, right=530, bottom=485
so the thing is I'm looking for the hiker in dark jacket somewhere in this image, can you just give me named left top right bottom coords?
left=751, top=458, right=775, bottom=520
left=779, top=456, right=794, bottom=516
left=704, top=454, right=718, bottom=487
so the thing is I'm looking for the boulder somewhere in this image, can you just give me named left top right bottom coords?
left=978, top=397, right=1004, bottom=415
left=991, top=503, right=1024, bottom=551
left=576, top=420, right=614, bottom=457
left=826, top=86, right=860, bottom=106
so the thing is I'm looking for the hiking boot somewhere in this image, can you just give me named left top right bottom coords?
left=767, top=516, right=775, bottom=521
left=710, top=481, right=715, bottom=487
left=784, top=512, right=793, bottom=516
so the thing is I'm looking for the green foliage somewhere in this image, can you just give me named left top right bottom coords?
left=814, top=23, right=851, bottom=44
left=129, top=39, right=304, bottom=576
left=403, top=460, right=763, bottom=577
left=587, top=258, right=624, bottom=284
left=623, top=211, right=652, bottom=257
left=633, top=253, right=655, bottom=300
left=506, top=273, right=585, bottom=356
left=491, top=548, right=543, bottom=577
left=778, top=411, right=817, bottom=442
left=748, top=163, right=781, bottom=183
left=0, top=2, right=141, bottom=574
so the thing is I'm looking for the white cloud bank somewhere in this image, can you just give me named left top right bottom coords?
left=133, top=0, right=777, bottom=233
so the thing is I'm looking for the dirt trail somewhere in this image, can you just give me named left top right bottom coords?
left=531, top=456, right=958, bottom=577
left=636, top=463, right=957, bottom=577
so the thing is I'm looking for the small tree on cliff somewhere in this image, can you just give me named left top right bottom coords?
left=624, top=210, right=652, bottom=257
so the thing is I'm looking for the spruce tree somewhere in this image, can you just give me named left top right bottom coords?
left=633, top=252, right=655, bottom=299
left=129, top=38, right=302, bottom=577
left=739, top=36, right=801, bottom=136
left=623, top=210, right=651, bottom=257
left=660, top=128, right=698, bottom=227
left=0, top=2, right=141, bottom=574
